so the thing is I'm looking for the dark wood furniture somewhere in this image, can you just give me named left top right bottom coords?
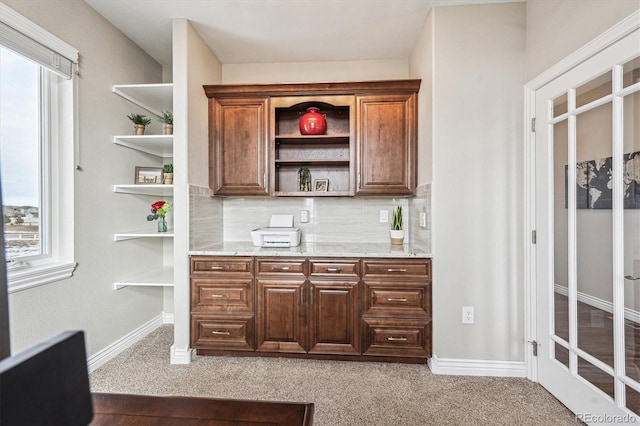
left=91, top=393, right=314, bottom=425
left=191, top=256, right=431, bottom=363
left=204, top=80, right=421, bottom=197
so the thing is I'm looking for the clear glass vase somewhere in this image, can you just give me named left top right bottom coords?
left=157, top=216, right=167, bottom=233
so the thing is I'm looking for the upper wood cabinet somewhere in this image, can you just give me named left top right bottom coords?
left=209, top=96, right=269, bottom=196
left=204, top=80, right=420, bottom=197
left=356, top=93, right=417, bottom=196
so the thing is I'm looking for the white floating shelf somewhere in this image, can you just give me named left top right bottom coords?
left=114, top=266, right=174, bottom=290
left=113, top=135, right=173, bottom=157
left=112, top=84, right=173, bottom=116
left=113, top=184, right=174, bottom=196
left=114, top=230, right=174, bottom=241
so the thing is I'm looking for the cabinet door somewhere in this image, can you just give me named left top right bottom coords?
left=256, top=279, right=307, bottom=353
left=210, top=97, right=269, bottom=195
left=308, top=280, right=360, bottom=355
left=356, top=93, right=416, bottom=195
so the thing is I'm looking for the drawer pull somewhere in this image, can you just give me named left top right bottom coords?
left=272, top=266, right=290, bottom=271
left=326, top=268, right=342, bottom=273
left=211, top=293, right=230, bottom=299
left=387, top=297, right=407, bottom=302
left=387, top=268, right=407, bottom=273
left=210, top=266, right=225, bottom=271
left=387, top=337, right=408, bottom=342
left=212, top=330, right=230, bottom=336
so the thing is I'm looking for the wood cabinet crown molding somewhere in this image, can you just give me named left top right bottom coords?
left=204, top=79, right=421, bottom=98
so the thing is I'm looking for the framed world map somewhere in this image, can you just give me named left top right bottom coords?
left=565, top=150, right=640, bottom=209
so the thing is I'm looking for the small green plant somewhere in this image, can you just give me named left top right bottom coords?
left=127, top=113, right=152, bottom=126
left=392, top=205, right=403, bottom=231
left=163, top=163, right=173, bottom=173
left=158, top=110, right=173, bottom=125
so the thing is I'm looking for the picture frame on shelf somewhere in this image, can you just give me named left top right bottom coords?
left=314, top=179, right=329, bottom=192
left=135, top=166, right=163, bottom=184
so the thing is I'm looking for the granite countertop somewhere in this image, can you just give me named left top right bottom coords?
left=189, top=241, right=432, bottom=258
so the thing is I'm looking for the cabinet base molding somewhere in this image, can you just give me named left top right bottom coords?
left=194, top=349, right=428, bottom=365
left=428, top=355, right=527, bottom=377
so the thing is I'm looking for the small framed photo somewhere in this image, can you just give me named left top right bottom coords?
left=135, top=166, right=163, bottom=184
left=314, top=179, right=329, bottom=192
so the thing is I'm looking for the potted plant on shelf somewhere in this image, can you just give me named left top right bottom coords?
left=162, top=163, right=173, bottom=185
left=158, top=110, right=173, bottom=135
left=127, top=113, right=152, bottom=135
left=390, top=205, right=404, bottom=245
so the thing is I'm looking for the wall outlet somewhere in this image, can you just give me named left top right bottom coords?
left=380, top=209, right=389, bottom=223
left=300, top=210, right=309, bottom=223
left=462, top=306, right=474, bottom=324
left=419, top=212, right=427, bottom=228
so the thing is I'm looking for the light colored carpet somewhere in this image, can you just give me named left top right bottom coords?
left=90, top=325, right=579, bottom=425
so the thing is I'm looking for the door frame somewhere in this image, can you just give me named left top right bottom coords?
left=523, top=10, right=640, bottom=383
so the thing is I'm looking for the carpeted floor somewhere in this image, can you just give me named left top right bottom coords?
left=90, top=325, right=580, bottom=425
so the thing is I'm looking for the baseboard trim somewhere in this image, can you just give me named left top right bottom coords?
left=162, top=311, right=175, bottom=324
left=171, top=344, right=195, bottom=364
left=87, top=314, right=164, bottom=373
left=554, top=285, right=640, bottom=323
left=429, top=355, right=527, bottom=377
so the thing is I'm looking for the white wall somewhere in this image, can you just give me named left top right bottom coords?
left=425, top=3, right=527, bottom=361
left=172, top=18, right=222, bottom=361
left=4, top=0, right=165, bottom=356
left=526, top=0, right=640, bottom=81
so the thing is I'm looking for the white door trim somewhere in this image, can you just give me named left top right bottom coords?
left=523, top=9, right=640, bottom=382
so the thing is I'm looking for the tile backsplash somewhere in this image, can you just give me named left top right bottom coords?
left=189, top=184, right=431, bottom=252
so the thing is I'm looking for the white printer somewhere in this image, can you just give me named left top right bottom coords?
left=251, top=214, right=301, bottom=248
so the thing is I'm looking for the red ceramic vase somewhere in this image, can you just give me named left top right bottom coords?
left=299, top=107, right=327, bottom=135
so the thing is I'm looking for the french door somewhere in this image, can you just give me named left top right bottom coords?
left=532, top=18, right=640, bottom=421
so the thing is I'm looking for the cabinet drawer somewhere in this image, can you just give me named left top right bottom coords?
left=362, top=318, right=431, bottom=358
left=191, top=314, right=254, bottom=351
left=191, top=257, right=253, bottom=276
left=191, top=278, right=253, bottom=313
left=309, top=259, right=360, bottom=277
left=362, top=259, right=431, bottom=278
left=256, top=258, right=306, bottom=276
left=363, top=281, right=430, bottom=318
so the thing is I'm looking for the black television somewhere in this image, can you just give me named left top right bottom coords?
left=0, top=330, right=94, bottom=425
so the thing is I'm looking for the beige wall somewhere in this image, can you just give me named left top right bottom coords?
left=409, top=11, right=434, bottom=185
left=222, top=59, right=409, bottom=84
left=526, top=0, right=640, bottom=81
left=4, top=0, right=165, bottom=356
left=427, top=3, right=527, bottom=361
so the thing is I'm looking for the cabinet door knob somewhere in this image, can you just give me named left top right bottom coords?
left=387, top=337, right=408, bottom=342
left=326, top=268, right=342, bottom=273
left=387, top=298, right=407, bottom=302
left=387, top=268, right=407, bottom=273
left=211, top=293, right=230, bottom=299
left=212, top=330, right=230, bottom=335
left=272, top=266, right=290, bottom=271
left=210, top=266, right=225, bottom=270
left=625, top=275, right=640, bottom=281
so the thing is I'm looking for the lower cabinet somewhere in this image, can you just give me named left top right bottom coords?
left=190, top=255, right=431, bottom=363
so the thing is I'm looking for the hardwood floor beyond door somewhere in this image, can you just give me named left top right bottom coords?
left=554, top=293, right=640, bottom=415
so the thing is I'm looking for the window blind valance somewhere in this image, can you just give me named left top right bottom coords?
left=0, top=4, right=78, bottom=79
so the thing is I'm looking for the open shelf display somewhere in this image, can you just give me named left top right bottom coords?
left=113, top=135, right=174, bottom=158
left=113, top=184, right=174, bottom=196
left=112, top=83, right=173, bottom=116
left=112, top=83, right=174, bottom=287
left=114, top=266, right=174, bottom=290
left=272, top=99, right=354, bottom=196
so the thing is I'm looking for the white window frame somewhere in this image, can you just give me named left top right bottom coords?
left=1, top=3, right=77, bottom=293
